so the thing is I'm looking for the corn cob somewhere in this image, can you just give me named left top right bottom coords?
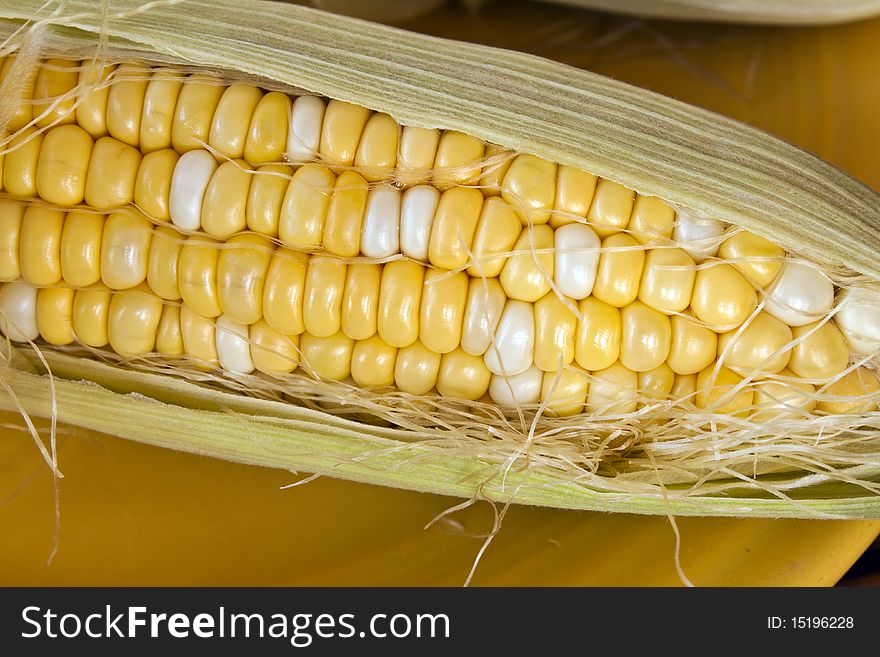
left=0, top=0, right=879, bottom=518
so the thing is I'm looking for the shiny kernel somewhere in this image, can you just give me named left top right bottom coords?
left=752, top=370, right=816, bottom=420
left=134, top=148, right=179, bottom=221
left=286, top=95, right=325, bottom=162
left=72, top=285, right=111, bottom=348
left=500, top=154, right=557, bottom=225
left=427, top=187, right=484, bottom=271
left=667, top=313, right=717, bottom=375
left=354, top=112, right=399, bottom=181
left=250, top=319, right=299, bottom=375
left=378, top=260, right=424, bottom=348
left=323, top=171, right=368, bottom=258
left=788, top=321, right=850, bottom=381
left=587, top=179, right=634, bottom=238
left=201, top=159, right=252, bottom=239
left=84, top=136, right=142, bottom=209
left=106, top=64, right=150, bottom=146
left=278, top=163, right=335, bottom=250
left=262, top=249, right=308, bottom=335
left=489, top=366, right=543, bottom=406
left=178, top=236, right=223, bottom=318
left=395, top=340, right=442, bottom=395
left=215, top=315, right=254, bottom=375
left=437, top=348, right=492, bottom=401
left=301, top=331, right=354, bottom=381
left=717, top=230, right=784, bottom=289
left=592, top=234, right=645, bottom=308
left=574, top=297, right=621, bottom=371
left=217, top=234, right=273, bottom=325
left=351, top=334, right=398, bottom=388
left=499, top=224, right=555, bottom=303
left=318, top=100, right=371, bottom=167
left=620, top=301, right=671, bottom=372
left=396, top=126, right=440, bottom=186
left=466, top=197, right=521, bottom=278
left=690, top=263, right=757, bottom=331
left=461, top=277, right=506, bottom=357
left=244, top=91, right=290, bottom=164
left=155, top=304, right=184, bottom=356
left=638, top=362, right=675, bottom=401
left=100, top=212, right=152, bottom=290
left=208, top=83, right=263, bottom=160
left=60, top=211, right=103, bottom=288
left=19, top=206, right=63, bottom=286
left=147, top=226, right=183, bottom=301
left=550, top=165, right=597, bottom=228
left=817, top=368, right=880, bottom=415
left=341, top=263, right=381, bottom=341
left=360, top=185, right=401, bottom=258
left=420, top=269, right=468, bottom=355
left=553, top=222, right=600, bottom=300
left=0, top=280, right=39, bottom=342
left=534, top=292, right=577, bottom=372
left=32, top=58, right=78, bottom=127
left=477, top=145, right=513, bottom=196
left=0, top=201, right=24, bottom=281
left=75, top=62, right=114, bottom=138
left=432, top=131, right=484, bottom=189
left=4, top=128, right=44, bottom=198
left=180, top=305, right=218, bottom=365
left=108, top=286, right=163, bottom=357
left=171, top=75, right=225, bottom=152
left=671, top=373, right=697, bottom=402
left=36, top=286, right=75, bottom=345
left=246, top=165, right=292, bottom=236
left=638, top=247, right=695, bottom=314
left=36, top=125, right=93, bottom=206
left=139, top=68, right=184, bottom=153
left=717, top=312, right=792, bottom=375
left=303, top=257, right=347, bottom=338
left=695, top=365, right=753, bottom=417
left=540, top=368, right=589, bottom=416
left=587, top=361, right=639, bottom=415
left=628, top=195, right=675, bottom=244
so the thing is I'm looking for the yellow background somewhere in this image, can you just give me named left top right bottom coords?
left=1, top=0, right=879, bottom=586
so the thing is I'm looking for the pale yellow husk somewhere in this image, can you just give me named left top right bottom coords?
left=532, top=0, right=880, bottom=25
left=0, top=0, right=878, bottom=518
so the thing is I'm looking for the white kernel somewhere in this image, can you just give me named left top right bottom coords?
left=400, top=185, right=439, bottom=262
left=216, top=314, right=255, bottom=374
left=169, top=149, right=218, bottom=231
left=0, top=280, right=39, bottom=342
left=483, top=299, right=534, bottom=376
left=834, top=287, right=880, bottom=354
left=766, top=261, right=834, bottom=327
left=554, top=222, right=600, bottom=299
left=361, top=185, right=401, bottom=258
left=286, top=95, right=326, bottom=163
left=489, top=365, right=543, bottom=406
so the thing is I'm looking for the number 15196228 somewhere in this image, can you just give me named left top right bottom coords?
left=768, top=617, right=854, bottom=629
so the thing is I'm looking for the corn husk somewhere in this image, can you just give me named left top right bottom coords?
left=533, top=0, right=880, bottom=25
left=0, top=0, right=878, bottom=518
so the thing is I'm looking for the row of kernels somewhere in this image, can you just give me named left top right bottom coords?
left=3, top=195, right=859, bottom=383
left=4, top=277, right=877, bottom=416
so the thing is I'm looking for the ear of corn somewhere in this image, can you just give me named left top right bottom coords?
left=0, top=0, right=879, bottom=519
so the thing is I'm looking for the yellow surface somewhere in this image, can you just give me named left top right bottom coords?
left=1, top=1, right=880, bottom=586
